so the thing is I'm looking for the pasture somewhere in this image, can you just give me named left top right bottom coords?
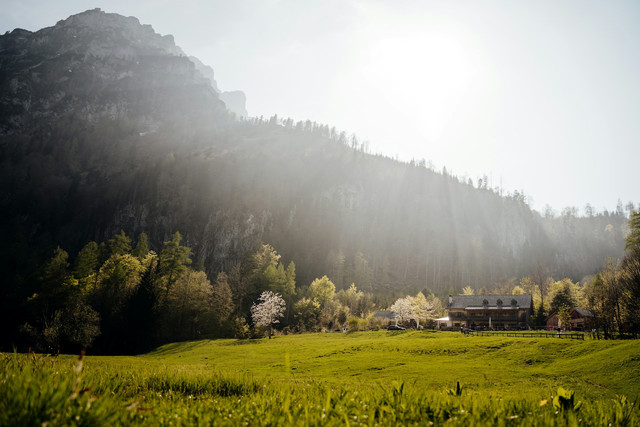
left=2, top=331, right=639, bottom=425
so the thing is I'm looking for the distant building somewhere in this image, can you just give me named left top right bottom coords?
left=546, top=307, right=594, bottom=331
left=434, top=316, right=453, bottom=329
left=569, top=307, right=594, bottom=330
left=445, top=295, right=533, bottom=330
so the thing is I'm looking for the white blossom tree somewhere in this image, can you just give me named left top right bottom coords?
left=391, top=293, right=435, bottom=329
left=411, top=292, right=434, bottom=329
left=390, top=296, right=413, bottom=326
left=251, top=291, right=286, bottom=338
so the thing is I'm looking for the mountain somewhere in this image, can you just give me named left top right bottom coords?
left=0, top=8, right=245, bottom=131
left=188, top=54, right=248, bottom=117
left=0, top=9, right=627, bottom=300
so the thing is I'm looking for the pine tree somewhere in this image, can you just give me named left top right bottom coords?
left=159, top=232, right=192, bottom=290
left=108, top=230, right=132, bottom=256
left=534, top=303, right=547, bottom=329
left=73, top=241, right=100, bottom=279
left=132, top=232, right=150, bottom=259
left=124, top=256, right=159, bottom=353
left=40, top=247, right=76, bottom=307
left=626, top=210, right=640, bottom=254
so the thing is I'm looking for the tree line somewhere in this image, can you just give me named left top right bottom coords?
left=1, top=111, right=629, bottom=306
left=9, top=229, right=451, bottom=354
left=584, top=210, right=640, bottom=337
left=9, top=209, right=639, bottom=355
left=16, top=231, right=214, bottom=354
left=457, top=211, right=640, bottom=337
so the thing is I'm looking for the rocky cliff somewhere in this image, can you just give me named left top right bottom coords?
left=0, top=8, right=249, bottom=134
left=0, top=10, right=627, bottom=295
left=189, top=54, right=248, bottom=117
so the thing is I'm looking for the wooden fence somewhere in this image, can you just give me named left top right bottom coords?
left=462, top=329, right=585, bottom=340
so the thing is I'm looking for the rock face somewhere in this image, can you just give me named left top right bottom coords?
left=189, top=55, right=248, bottom=117
left=219, top=90, right=248, bottom=118
left=0, top=9, right=627, bottom=294
left=0, top=9, right=256, bottom=283
left=189, top=55, right=220, bottom=91
left=0, top=8, right=243, bottom=135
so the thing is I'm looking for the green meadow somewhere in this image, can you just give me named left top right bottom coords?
left=3, top=331, right=639, bottom=425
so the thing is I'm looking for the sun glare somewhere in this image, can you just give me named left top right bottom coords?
left=360, top=28, right=481, bottom=145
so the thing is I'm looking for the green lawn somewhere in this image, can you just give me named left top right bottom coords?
left=3, top=331, right=639, bottom=425
left=136, top=331, right=639, bottom=398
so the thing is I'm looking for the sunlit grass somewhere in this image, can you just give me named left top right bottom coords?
left=2, top=331, right=639, bottom=425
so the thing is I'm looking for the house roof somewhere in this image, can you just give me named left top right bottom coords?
left=547, top=307, right=594, bottom=319
left=447, top=294, right=532, bottom=309
left=570, top=307, right=594, bottom=318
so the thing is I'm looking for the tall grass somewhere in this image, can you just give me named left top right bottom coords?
left=2, top=331, right=639, bottom=425
left=0, top=352, right=123, bottom=426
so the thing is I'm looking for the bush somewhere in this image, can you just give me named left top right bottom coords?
left=231, top=316, right=251, bottom=339
left=348, top=317, right=360, bottom=332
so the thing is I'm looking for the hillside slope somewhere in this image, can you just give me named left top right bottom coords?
left=142, top=331, right=640, bottom=398
left=0, top=9, right=627, bottom=297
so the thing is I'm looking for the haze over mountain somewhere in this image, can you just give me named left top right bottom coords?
left=2, top=1, right=639, bottom=214
left=0, top=9, right=629, bottom=301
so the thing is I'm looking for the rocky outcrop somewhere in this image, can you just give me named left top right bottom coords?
left=219, top=90, right=248, bottom=118
left=189, top=55, right=248, bottom=117
left=188, top=55, right=219, bottom=91
left=0, top=8, right=243, bottom=135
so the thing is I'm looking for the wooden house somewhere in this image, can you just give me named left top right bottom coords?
left=546, top=307, right=594, bottom=331
left=446, top=295, right=533, bottom=330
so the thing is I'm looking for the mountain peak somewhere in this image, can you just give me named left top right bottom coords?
left=46, top=8, right=184, bottom=58
left=0, top=9, right=251, bottom=133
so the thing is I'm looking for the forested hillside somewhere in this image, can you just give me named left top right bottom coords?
left=0, top=9, right=628, bottom=329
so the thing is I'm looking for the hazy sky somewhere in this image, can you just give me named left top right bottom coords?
left=2, top=0, right=639, bottom=214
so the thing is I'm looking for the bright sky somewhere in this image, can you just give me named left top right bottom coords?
left=2, top=0, right=639, bottom=214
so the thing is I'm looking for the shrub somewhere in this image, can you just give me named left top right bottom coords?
left=348, top=317, right=360, bottom=332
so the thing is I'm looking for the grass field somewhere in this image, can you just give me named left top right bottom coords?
left=2, top=331, right=639, bottom=425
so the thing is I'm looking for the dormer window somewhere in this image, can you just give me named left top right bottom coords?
left=482, top=299, right=489, bottom=308
left=496, top=299, right=503, bottom=308
left=511, top=299, right=518, bottom=307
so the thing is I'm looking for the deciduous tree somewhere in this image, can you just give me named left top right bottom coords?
left=211, top=272, right=234, bottom=329
left=411, top=292, right=434, bottom=329
left=390, top=296, right=413, bottom=326
left=167, top=270, right=213, bottom=340
left=251, top=291, right=285, bottom=338
left=461, top=286, right=474, bottom=295
left=620, top=253, right=640, bottom=337
left=308, top=276, right=336, bottom=306
left=293, top=297, right=321, bottom=332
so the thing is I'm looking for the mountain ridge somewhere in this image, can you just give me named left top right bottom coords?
left=0, top=9, right=627, bottom=297
left=0, top=8, right=246, bottom=131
